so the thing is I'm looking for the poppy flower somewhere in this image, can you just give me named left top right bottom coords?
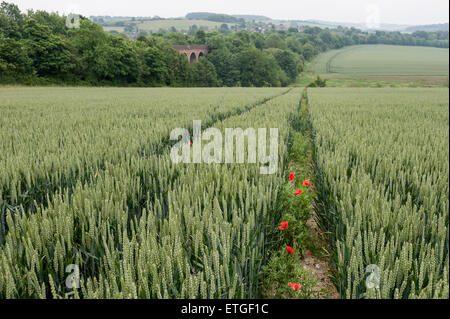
left=293, top=283, right=301, bottom=291
left=289, top=173, right=295, bottom=181
left=189, top=141, right=193, bottom=146
left=307, top=252, right=312, bottom=257
left=303, top=179, right=310, bottom=187
left=279, top=221, right=289, bottom=230
left=286, top=246, right=295, bottom=254
left=288, top=282, right=301, bottom=291
left=294, top=189, right=302, bottom=196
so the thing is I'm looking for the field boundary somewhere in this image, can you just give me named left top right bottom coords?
left=325, top=46, right=359, bottom=74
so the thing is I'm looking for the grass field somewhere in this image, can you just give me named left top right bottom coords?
left=310, top=45, right=449, bottom=76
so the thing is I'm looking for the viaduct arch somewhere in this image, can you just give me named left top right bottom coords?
left=172, top=45, right=209, bottom=63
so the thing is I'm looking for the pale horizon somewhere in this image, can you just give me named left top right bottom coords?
left=9, top=0, right=450, bottom=26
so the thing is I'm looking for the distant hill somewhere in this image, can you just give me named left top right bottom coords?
left=185, top=12, right=272, bottom=23
left=404, top=23, right=449, bottom=32
left=293, top=19, right=449, bottom=32
left=304, top=19, right=411, bottom=31
left=185, top=12, right=240, bottom=23
left=92, top=12, right=449, bottom=35
left=231, top=15, right=271, bottom=21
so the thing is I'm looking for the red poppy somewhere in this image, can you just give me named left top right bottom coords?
left=288, top=282, right=301, bottom=291
left=190, top=141, right=193, bottom=146
left=294, top=189, right=302, bottom=196
left=286, top=246, right=295, bottom=254
left=303, top=179, right=310, bottom=187
left=289, top=173, right=295, bottom=181
left=307, top=252, right=312, bottom=257
left=293, top=283, right=301, bottom=291
left=279, top=221, right=289, bottom=230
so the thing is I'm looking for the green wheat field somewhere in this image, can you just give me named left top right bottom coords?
left=310, top=45, right=449, bottom=76
left=0, top=86, right=448, bottom=299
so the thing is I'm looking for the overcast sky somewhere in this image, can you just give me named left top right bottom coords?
left=10, top=0, right=449, bottom=25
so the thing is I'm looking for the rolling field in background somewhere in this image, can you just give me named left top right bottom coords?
left=310, top=45, right=449, bottom=76
left=103, top=19, right=233, bottom=33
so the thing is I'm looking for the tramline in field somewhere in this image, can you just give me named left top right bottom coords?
left=0, top=86, right=448, bottom=299
left=308, top=88, right=449, bottom=299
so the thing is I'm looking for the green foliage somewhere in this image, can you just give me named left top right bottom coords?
left=206, top=45, right=240, bottom=86
left=237, top=47, right=285, bottom=87
left=91, top=36, right=140, bottom=84
left=27, top=9, right=67, bottom=35
left=262, top=250, right=320, bottom=299
left=0, top=2, right=448, bottom=87
left=22, top=19, right=76, bottom=79
left=307, top=76, right=327, bottom=88
left=0, top=1, right=24, bottom=38
left=0, top=35, right=32, bottom=75
left=265, top=33, right=287, bottom=50
left=267, top=49, right=303, bottom=82
left=190, top=57, right=219, bottom=87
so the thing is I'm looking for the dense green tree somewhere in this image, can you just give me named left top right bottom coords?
left=91, top=36, right=139, bottom=84
left=265, top=33, right=287, bottom=49
left=265, top=48, right=303, bottom=82
left=23, top=19, right=76, bottom=79
left=190, top=57, right=219, bottom=87
left=164, top=32, right=190, bottom=45
left=194, top=30, right=206, bottom=44
left=251, top=32, right=266, bottom=49
left=136, top=40, right=169, bottom=85
left=301, top=42, right=317, bottom=60
left=238, top=47, right=284, bottom=87
left=207, top=45, right=239, bottom=86
left=286, top=36, right=303, bottom=55
left=0, top=35, right=32, bottom=75
left=0, top=1, right=24, bottom=38
left=219, top=23, right=230, bottom=34
left=27, top=10, right=67, bottom=35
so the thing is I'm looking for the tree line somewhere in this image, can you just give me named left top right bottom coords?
left=1, top=2, right=448, bottom=87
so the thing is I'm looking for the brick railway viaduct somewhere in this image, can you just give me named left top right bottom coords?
left=172, top=45, right=209, bottom=63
